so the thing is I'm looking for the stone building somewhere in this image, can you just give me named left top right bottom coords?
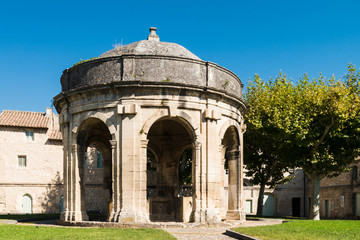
left=0, top=108, right=63, bottom=214
left=243, top=169, right=308, bottom=218
left=243, top=163, right=360, bottom=219
left=319, top=161, right=360, bottom=219
left=54, top=28, right=248, bottom=223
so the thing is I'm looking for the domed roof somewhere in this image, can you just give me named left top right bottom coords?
left=99, top=27, right=201, bottom=60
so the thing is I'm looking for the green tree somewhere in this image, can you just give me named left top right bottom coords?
left=295, top=66, right=360, bottom=220
left=244, top=73, right=297, bottom=216
left=244, top=65, right=360, bottom=219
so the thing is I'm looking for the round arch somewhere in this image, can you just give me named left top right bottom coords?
left=146, top=116, right=195, bottom=221
left=74, top=116, right=113, bottom=221
left=221, top=123, right=241, bottom=220
left=140, top=109, right=199, bottom=141
left=72, top=112, right=117, bottom=143
left=219, top=119, right=241, bottom=141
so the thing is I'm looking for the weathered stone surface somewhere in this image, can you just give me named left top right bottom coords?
left=54, top=28, right=248, bottom=224
left=60, top=56, right=243, bottom=99
left=99, top=40, right=201, bottom=60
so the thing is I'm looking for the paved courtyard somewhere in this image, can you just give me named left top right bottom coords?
left=6, top=218, right=284, bottom=239
left=163, top=220, right=284, bottom=240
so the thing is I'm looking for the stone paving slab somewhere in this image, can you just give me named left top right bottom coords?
left=163, top=220, right=284, bottom=240
left=165, top=226, right=234, bottom=240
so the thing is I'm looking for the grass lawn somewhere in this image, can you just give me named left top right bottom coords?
left=0, top=224, right=175, bottom=240
left=0, top=214, right=60, bottom=220
left=233, top=220, right=360, bottom=240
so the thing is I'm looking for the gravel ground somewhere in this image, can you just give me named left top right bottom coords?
left=165, top=227, right=234, bottom=240
left=163, top=220, right=283, bottom=240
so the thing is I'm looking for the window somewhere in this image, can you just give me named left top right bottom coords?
left=324, top=199, right=330, bottom=218
left=25, top=130, right=34, bottom=141
left=84, top=152, right=88, bottom=168
left=18, top=156, right=26, bottom=167
left=147, top=149, right=157, bottom=171
left=351, top=166, right=358, bottom=181
left=97, top=150, right=103, bottom=168
left=246, top=200, right=253, bottom=214
left=59, top=196, right=64, bottom=213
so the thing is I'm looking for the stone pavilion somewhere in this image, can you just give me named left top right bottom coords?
left=54, top=27, right=248, bottom=224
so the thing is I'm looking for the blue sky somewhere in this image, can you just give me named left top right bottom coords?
left=1, top=0, right=360, bottom=112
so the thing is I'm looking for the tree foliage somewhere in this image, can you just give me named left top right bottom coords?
left=244, top=73, right=296, bottom=216
left=178, top=148, right=192, bottom=186
left=244, top=65, right=360, bottom=219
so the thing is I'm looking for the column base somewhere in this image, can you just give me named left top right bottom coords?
left=72, top=211, right=89, bottom=222
left=191, top=209, right=222, bottom=223
left=205, top=208, right=221, bottom=223
left=226, top=209, right=246, bottom=221
left=60, top=211, right=89, bottom=222
left=190, top=209, right=206, bottom=222
left=116, top=209, right=149, bottom=223
left=60, top=208, right=70, bottom=221
left=108, top=211, right=121, bottom=222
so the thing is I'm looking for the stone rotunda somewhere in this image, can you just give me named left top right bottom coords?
left=54, top=27, right=248, bottom=224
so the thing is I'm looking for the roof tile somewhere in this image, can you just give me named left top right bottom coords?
left=47, top=129, right=62, bottom=140
left=0, top=110, right=50, bottom=128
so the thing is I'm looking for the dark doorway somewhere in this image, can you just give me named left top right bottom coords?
left=325, top=200, right=329, bottom=218
left=77, top=118, right=112, bottom=221
left=147, top=117, right=194, bottom=221
left=292, top=198, right=301, bottom=217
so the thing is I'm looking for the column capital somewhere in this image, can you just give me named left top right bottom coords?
left=110, top=140, right=117, bottom=148
left=195, top=141, right=202, bottom=150
left=141, top=139, right=149, bottom=148
left=204, top=108, right=221, bottom=121
left=226, top=149, right=240, bottom=160
left=117, top=103, right=138, bottom=115
left=72, top=144, right=78, bottom=152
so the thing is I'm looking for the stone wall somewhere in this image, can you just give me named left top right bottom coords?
left=243, top=169, right=307, bottom=217
left=319, top=161, right=360, bottom=219
left=0, top=126, right=63, bottom=213
left=60, top=56, right=243, bottom=98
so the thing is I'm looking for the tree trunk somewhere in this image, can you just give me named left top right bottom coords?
left=310, top=174, right=321, bottom=220
left=256, top=183, right=265, bottom=216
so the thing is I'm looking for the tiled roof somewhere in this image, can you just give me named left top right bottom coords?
left=0, top=110, right=50, bottom=129
left=48, top=129, right=62, bottom=141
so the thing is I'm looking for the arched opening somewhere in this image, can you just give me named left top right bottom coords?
left=77, top=117, right=112, bottom=221
left=21, top=194, right=32, bottom=214
left=222, top=126, right=240, bottom=219
left=146, top=117, right=194, bottom=222
left=178, top=147, right=192, bottom=197
left=146, top=148, right=158, bottom=199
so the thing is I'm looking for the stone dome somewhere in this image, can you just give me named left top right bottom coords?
left=58, top=27, right=244, bottom=101
left=100, top=40, right=201, bottom=60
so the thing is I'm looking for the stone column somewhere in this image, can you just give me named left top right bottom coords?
left=219, top=145, right=227, bottom=220
left=239, top=121, right=246, bottom=221
left=191, top=141, right=206, bottom=222
left=60, top=122, right=70, bottom=221
left=226, top=148, right=244, bottom=220
left=204, top=109, right=221, bottom=223
left=140, top=139, right=150, bottom=222
left=72, top=144, right=88, bottom=221
left=117, top=103, right=145, bottom=223
left=109, top=140, right=120, bottom=222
